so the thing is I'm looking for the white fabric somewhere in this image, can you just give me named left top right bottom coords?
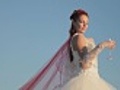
left=61, top=33, right=116, bottom=90
left=19, top=38, right=72, bottom=90
left=19, top=34, right=117, bottom=90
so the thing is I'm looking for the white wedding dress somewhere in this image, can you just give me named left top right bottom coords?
left=19, top=33, right=117, bottom=90
left=61, top=33, right=116, bottom=90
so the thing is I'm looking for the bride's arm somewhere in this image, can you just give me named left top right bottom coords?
left=80, top=40, right=115, bottom=61
left=76, top=35, right=115, bottom=69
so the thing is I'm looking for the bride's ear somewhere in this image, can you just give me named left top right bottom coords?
left=72, top=20, right=80, bottom=29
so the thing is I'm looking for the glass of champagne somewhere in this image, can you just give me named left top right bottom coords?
left=107, top=38, right=113, bottom=60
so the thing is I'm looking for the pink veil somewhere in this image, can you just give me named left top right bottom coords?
left=20, top=38, right=72, bottom=90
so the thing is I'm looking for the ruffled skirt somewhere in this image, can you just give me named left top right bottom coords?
left=61, top=69, right=116, bottom=90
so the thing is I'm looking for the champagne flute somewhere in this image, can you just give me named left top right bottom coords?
left=108, top=49, right=113, bottom=60
left=107, top=38, right=113, bottom=60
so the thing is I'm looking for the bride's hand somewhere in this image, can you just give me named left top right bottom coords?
left=105, top=39, right=116, bottom=49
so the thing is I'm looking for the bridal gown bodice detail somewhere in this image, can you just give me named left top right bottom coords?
left=70, top=33, right=99, bottom=77
left=62, top=33, right=117, bottom=90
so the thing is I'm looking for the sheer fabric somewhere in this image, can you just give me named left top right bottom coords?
left=20, top=38, right=72, bottom=90
left=61, top=34, right=117, bottom=90
left=20, top=35, right=117, bottom=90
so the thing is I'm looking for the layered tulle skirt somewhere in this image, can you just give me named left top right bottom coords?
left=61, top=69, right=116, bottom=90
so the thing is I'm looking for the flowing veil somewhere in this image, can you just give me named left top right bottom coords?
left=20, top=38, right=72, bottom=90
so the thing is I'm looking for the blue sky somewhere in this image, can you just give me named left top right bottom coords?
left=0, top=0, right=120, bottom=90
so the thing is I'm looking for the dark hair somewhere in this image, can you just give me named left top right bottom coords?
left=69, top=9, right=89, bottom=37
left=69, top=9, right=89, bottom=62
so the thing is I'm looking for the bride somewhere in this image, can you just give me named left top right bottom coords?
left=20, top=9, right=117, bottom=90
left=61, top=9, right=116, bottom=90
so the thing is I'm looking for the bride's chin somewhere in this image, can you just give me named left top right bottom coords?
left=78, top=29, right=86, bottom=33
left=82, top=29, right=87, bottom=33
left=80, top=30, right=86, bottom=33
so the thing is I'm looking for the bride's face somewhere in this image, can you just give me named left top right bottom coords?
left=73, top=14, right=89, bottom=33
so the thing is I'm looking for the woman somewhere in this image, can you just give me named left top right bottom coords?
left=20, top=9, right=117, bottom=90
left=61, top=9, right=117, bottom=90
